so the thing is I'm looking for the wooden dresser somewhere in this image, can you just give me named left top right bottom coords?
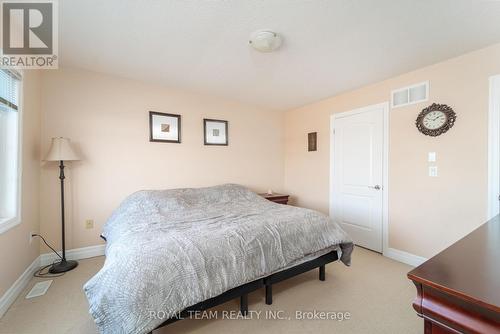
left=259, top=193, right=289, bottom=205
left=407, top=216, right=500, bottom=334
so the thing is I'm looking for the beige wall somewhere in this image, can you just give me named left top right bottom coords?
left=39, top=68, right=285, bottom=251
left=0, top=71, right=42, bottom=297
left=4, top=43, right=497, bottom=286
left=284, top=43, right=500, bottom=258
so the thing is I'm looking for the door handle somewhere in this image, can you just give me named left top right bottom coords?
left=368, top=185, right=382, bottom=190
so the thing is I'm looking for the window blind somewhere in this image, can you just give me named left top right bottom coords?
left=0, top=69, right=21, bottom=226
left=0, top=69, right=21, bottom=112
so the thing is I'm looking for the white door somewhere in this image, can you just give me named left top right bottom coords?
left=331, top=103, right=387, bottom=252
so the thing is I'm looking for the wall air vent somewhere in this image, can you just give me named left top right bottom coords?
left=391, top=81, right=429, bottom=108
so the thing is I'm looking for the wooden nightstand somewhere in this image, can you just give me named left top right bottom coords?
left=259, top=193, right=290, bottom=205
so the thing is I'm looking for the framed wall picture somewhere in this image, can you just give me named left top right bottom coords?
left=149, top=111, right=181, bottom=143
left=204, top=119, right=228, bottom=146
left=308, top=132, right=317, bottom=151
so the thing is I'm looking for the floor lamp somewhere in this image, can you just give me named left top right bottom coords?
left=45, top=137, right=80, bottom=273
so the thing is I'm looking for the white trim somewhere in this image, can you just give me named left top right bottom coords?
left=40, top=244, right=105, bottom=266
left=0, top=73, right=23, bottom=234
left=384, top=247, right=427, bottom=267
left=16, top=74, right=24, bottom=230
left=0, top=256, right=40, bottom=319
left=390, top=80, right=429, bottom=109
left=0, top=244, right=105, bottom=319
left=329, top=116, right=335, bottom=222
left=0, top=217, right=21, bottom=234
left=330, top=102, right=389, bottom=255
left=382, top=103, right=390, bottom=257
left=488, top=75, right=500, bottom=220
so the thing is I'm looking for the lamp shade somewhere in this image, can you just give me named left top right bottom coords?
left=45, top=137, right=80, bottom=161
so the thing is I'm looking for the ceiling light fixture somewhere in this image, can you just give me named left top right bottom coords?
left=249, top=30, right=283, bottom=53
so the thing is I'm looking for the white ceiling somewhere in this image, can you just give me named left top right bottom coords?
left=60, top=0, right=500, bottom=111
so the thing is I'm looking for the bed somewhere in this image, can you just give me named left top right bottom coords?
left=84, top=184, right=353, bottom=334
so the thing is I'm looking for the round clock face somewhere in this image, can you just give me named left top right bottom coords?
left=416, top=103, right=456, bottom=137
left=422, top=110, right=446, bottom=130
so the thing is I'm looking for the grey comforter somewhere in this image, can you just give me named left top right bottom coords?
left=84, top=184, right=353, bottom=334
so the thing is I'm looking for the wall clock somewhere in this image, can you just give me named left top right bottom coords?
left=416, top=103, right=456, bottom=137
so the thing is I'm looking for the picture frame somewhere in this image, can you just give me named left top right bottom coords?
left=308, top=132, right=317, bottom=151
left=149, top=111, right=181, bottom=143
left=204, top=119, right=228, bottom=146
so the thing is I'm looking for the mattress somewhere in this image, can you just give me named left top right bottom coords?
left=84, top=184, right=353, bottom=334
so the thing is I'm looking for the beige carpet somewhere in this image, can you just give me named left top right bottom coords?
left=0, top=248, right=422, bottom=334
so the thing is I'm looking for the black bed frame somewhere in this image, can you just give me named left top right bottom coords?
left=148, top=250, right=339, bottom=333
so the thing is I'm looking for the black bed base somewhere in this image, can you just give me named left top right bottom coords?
left=149, top=250, right=339, bottom=333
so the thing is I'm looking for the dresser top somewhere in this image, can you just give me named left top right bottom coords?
left=258, top=193, right=289, bottom=199
left=407, top=215, right=500, bottom=313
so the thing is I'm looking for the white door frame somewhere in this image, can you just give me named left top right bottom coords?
left=488, top=75, right=500, bottom=219
left=329, top=102, right=389, bottom=254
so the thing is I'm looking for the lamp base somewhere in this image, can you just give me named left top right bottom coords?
left=49, top=259, right=78, bottom=274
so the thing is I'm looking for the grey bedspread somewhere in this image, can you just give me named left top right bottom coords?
left=84, top=184, right=353, bottom=334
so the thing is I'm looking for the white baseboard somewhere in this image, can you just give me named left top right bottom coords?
left=40, top=244, right=105, bottom=266
left=383, top=247, right=427, bottom=267
left=0, top=244, right=106, bottom=319
left=0, top=256, right=41, bottom=318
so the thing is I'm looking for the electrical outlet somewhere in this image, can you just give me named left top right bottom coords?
left=29, top=232, right=36, bottom=244
left=85, top=219, right=94, bottom=229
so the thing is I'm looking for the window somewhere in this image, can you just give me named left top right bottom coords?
left=0, top=69, right=22, bottom=233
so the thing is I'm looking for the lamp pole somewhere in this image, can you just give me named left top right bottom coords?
left=59, top=160, right=66, bottom=261
left=48, top=160, right=78, bottom=273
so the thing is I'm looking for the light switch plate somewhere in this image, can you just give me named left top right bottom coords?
left=429, top=166, right=438, bottom=177
left=428, top=152, right=436, bottom=162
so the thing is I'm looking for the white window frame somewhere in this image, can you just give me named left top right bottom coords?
left=0, top=70, right=23, bottom=234
left=390, top=81, right=429, bottom=109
